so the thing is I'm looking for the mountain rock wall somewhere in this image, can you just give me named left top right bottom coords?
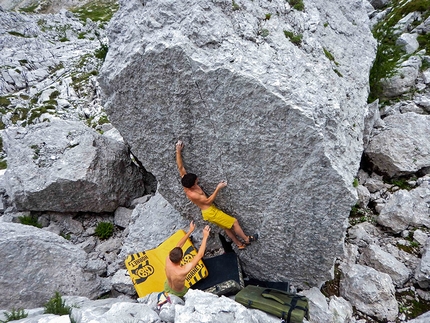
left=99, top=0, right=376, bottom=287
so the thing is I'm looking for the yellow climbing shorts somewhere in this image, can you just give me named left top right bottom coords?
left=201, top=205, right=236, bottom=230
left=164, top=280, right=188, bottom=298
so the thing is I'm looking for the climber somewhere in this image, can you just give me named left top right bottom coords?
left=175, top=140, right=258, bottom=250
left=164, top=221, right=210, bottom=298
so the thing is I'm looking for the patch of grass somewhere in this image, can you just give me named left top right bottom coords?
left=0, top=159, right=6, bottom=169
left=287, top=0, right=305, bottom=11
left=417, top=33, right=430, bottom=57
left=59, top=36, right=69, bottom=42
left=11, top=107, right=29, bottom=124
left=349, top=205, right=374, bottom=226
left=8, top=31, right=30, bottom=38
left=259, top=29, right=270, bottom=38
left=28, top=106, right=54, bottom=125
left=0, top=308, right=28, bottom=323
left=283, top=30, right=302, bottom=46
left=385, top=177, right=415, bottom=191
left=48, top=62, right=65, bottom=74
left=44, top=291, right=71, bottom=316
left=421, top=59, right=430, bottom=71
left=265, top=13, right=272, bottom=20
left=397, top=241, right=420, bottom=255
left=78, top=32, right=86, bottom=39
left=49, top=91, right=60, bottom=100
left=396, top=288, right=430, bottom=320
left=232, top=0, right=240, bottom=11
left=333, top=69, right=343, bottom=77
left=353, top=178, right=359, bottom=187
left=60, top=232, right=71, bottom=240
left=0, top=96, right=11, bottom=107
left=98, top=115, right=110, bottom=125
left=323, top=48, right=335, bottom=62
left=95, top=222, right=114, bottom=239
left=95, top=44, right=109, bottom=61
left=19, top=3, right=39, bottom=13
left=18, top=214, right=42, bottom=228
left=70, top=1, right=120, bottom=24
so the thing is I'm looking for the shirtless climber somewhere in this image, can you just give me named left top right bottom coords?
left=175, top=140, right=258, bottom=250
left=164, top=221, right=210, bottom=298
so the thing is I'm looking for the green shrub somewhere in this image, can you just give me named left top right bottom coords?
left=18, top=215, right=42, bottom=228
left=0, top=308, right=28, bottom=323
left=95, top=222, right=114, bottom=239
left=368, top=0, right=430, bottom=102
left=44, top=291, right=71, bottom=315
left=283, top=30, right=302, bottom=46
left=265, top=13, right=272, bottom=20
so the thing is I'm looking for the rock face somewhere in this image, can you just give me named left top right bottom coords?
left=376, top=182, right=430, bottom=233
left=0, top=222, right=103, bottom=309
left=365, top=112, right=430, bottom=177
left=99, top=0, right=376, bottom=287
left=339, top=263, right=398, bottom=321
left=2, top=119, right=146, bottom=212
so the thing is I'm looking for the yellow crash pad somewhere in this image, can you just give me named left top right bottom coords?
left=125, top=230, right=208, bottom=297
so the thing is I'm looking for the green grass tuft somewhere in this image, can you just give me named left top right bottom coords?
left=44, top=291, right=71, bottom=316
left=287, top=0, right=305, bottom=11
left=18, top=215, right=42, bottom=228
left=0, top=308, right=28, bottom=323
left=95, top=222, right=114, bottom=239
left=283, top=30, right=302, bottom=46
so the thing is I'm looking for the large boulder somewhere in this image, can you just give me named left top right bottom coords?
left=339, top=263, right=398, bottom=321
left=99, top=0, right=376, bottom=286
left=2, top=119, right=146, bottom=212
left=376, top=180, right=430, bottom=233
left=365, top=112, right=430, bottom=177
left=0, top=222, right=104, bottom=309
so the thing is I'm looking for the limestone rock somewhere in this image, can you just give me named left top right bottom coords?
left=114, top=206, right=133, bottom=229
left=339, top=263, right=398, bottom=321
left=359, top=244, right=411, bottom=286
left=406, top=310, right=430, bottom=323
left=176, top=289, right=280, bottom=323
left=300, top=287, right=333, bottom=323
left=365, top=112, right=430, bottom=177
left=99, top=0, right=376, bottom=287
left=0, top=222, right=103, bottom=309
left=415, top=238, right=430, bottom=288
left=119, top=193, right=190, bottom=260
left=369, top=0, right=391, bottom=10
left=377, top=181, right=430, bottom=233
left=396, top=33, right=419, bottom=54
left=328, top=296, right=353, bottom=323
left=380, top=55, right=421, bottom=97
left=2, top=119, right=146, bottom=212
